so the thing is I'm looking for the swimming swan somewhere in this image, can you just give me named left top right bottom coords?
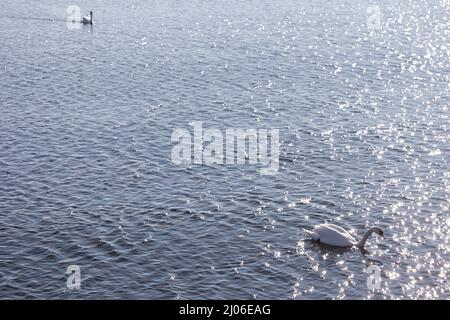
left=304, top=224, right=384, bottom=248
left=82, top=11, right=93, bottom=25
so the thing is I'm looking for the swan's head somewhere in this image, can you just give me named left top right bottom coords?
left=357, top=226, right=384, bottom=248
left=373, top=227, right=384, bottom=238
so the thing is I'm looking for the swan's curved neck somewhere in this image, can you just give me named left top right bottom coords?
left=356, top=227, right=378, bottom=248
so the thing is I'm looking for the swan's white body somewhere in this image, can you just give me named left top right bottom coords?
left=304, top=224, right=384, bottom=248
left=82, top=12, right=93, bottom=25
left=82, top=16, right=91, bottom=24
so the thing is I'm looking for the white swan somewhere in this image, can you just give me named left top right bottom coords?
left=304, top=224, right=384, bottom=248
left=82, top=11, right=93, bottom=25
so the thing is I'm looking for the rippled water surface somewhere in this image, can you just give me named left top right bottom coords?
left=0, top=0, right=449, bottom=299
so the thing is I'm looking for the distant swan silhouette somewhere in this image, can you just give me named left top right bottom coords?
left=304, top=224, right=384, bottom=248
left=82, top=11, right=93, bottom=25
